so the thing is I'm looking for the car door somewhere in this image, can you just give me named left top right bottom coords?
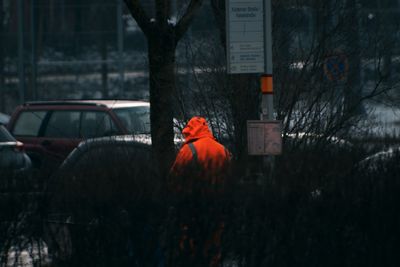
left=41, top=110, right=82, bottom=160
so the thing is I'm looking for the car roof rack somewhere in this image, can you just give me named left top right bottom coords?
left=23, top=100, right=150, bottom=108
left=24, top=101, right=107, bottom=107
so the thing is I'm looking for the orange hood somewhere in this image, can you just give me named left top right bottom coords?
left=182, top=116, right=213, bottom=143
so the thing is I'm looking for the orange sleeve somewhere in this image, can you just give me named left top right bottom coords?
left=169, top=144, right=194, bottom=177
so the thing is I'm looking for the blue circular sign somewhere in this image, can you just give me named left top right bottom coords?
left=324, top=53, right=349, bottom=81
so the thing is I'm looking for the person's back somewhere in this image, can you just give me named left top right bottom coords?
left=169, top=116, right=231, bottom=194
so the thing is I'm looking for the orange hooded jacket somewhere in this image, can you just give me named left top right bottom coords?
left=169, top=117, right=231, bottom=193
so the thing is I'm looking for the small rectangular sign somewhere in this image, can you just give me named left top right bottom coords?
left=247, top=120, right=282, bottom=155
left=226, top=0, right=265, bottom=74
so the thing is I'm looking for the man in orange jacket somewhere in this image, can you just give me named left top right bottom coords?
left=168, top=116, right=231, bottom=267
left=169, top=116, right=231, bottom=194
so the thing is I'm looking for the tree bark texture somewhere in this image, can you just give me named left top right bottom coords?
left=124, top=0, right=203, bottom=175
left=148, top=27, right=177, bottom=174
left=229, top=74, right=259, bottom=177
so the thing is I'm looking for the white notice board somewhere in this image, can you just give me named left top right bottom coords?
left=226, top=0, right=265, bottom=74
left=247, top=120, right=282, bottom=155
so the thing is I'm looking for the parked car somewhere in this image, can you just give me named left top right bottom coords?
left=7, top=100, right=151, bottom=175
left=45, top=135, right=159, bottom=263
left=356, top=146, right=400, bottom=171
left=0, top=125, right=32, bottom=190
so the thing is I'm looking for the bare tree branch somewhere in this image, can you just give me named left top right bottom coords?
left=210, top=0, right=226, bottom=50
left=123, top=0, right=151, bottom=36
left=175, top=0, right=203, bottom=41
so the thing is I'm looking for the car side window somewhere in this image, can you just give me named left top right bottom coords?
left=44, top=111, right=80, bottom=138
left=12, top=111, right=47, bottom=137
left=80, top=111, right=117, bottom=138
left=114, top=106, right=151, bottom=134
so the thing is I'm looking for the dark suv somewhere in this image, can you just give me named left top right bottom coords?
left=7, top=100, right=150, bottom=174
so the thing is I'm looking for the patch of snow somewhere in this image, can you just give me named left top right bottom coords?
left=311, top=189, right=322, bottom=199
left=2, top=237, right=51, bottom=267
left=168, top=16, right=177, bottom=26
left=289, top=61, right=305, bottom=70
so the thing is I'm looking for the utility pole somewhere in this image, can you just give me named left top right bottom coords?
left=261, top=0, right=273, bottom=121
left=226, top=0, right=280, bottom=183
left=261, top=0, right=275, bottom=183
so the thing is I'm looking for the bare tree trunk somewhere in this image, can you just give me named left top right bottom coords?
left=148, top=30, right=177, bottom=174
left=229, top=75, right=259, bottom=174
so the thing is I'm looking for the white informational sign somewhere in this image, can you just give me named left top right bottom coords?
left=226, top=0, right=265, bottom=74
left=247, top=120, right=282, bottom=155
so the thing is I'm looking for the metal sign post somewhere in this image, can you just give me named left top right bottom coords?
left=226, top=0, right=280, bottom=184
left=261, top=0, right=276, bottom=184
left=262, top=0, right=273, bottom=120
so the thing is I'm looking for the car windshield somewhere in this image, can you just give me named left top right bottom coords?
left=0, top=125, right=16, bottom=142
left=113, top=106, right=150, bottom=134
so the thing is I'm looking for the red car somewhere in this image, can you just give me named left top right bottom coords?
left=7, top=100, right=150, bottom=175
